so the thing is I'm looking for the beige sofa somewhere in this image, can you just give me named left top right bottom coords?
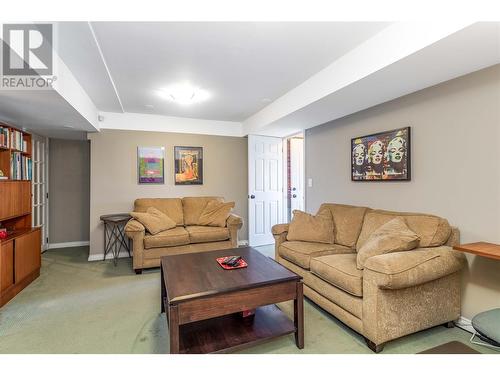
left=125, top=197, right=243, bottom=274
left=272, top=203, right=466, bottom=352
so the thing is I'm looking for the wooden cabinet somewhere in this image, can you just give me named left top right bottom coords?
left=0, top=228, right=41, bottom=307
left=0, top=241, right=14, bottom=292
left=0, top=181, right=31, bottom=220
left=15, top=229, right=41, bottom=282
left=0, top=124, right=40, bottom=308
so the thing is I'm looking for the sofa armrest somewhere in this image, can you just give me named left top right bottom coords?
left=272, top=223, right=289, bottom=236
left=124, top=219, right=145, bottom=271
left=125, top=219, right=145, bottom=234
left=227, top=214, right=243, bottom=247
left=226, top=213, right=243, bottom=229
left=445, top=226, right=460, bottom=247
left=363, top=246, right=466, bottom=290
left=272, top=224, right=289, bottom=260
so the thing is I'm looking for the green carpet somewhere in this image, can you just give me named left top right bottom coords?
left=0, top=246, right=496, bottom=354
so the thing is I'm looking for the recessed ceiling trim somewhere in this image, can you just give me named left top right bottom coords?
left=88, top=21, right=125, bottom=113
left=243, top=21, right=475, bottom=136
left=98, top=111, right=243, bottom=137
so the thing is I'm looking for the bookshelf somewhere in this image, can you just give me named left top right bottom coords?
left=0, top=122, right=41, bottom=307
left=0, top=123, right=33, bottom=181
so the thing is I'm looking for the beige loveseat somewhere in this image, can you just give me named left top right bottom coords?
left=272, top=203, right=466, bottom=352
left=125, top=197, right=243, bottom=274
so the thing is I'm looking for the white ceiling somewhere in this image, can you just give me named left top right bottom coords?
left=0, top=21, right=498, bottom=139
left=57, top=22, right=390, bottom=120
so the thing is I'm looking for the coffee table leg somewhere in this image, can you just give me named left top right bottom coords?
left=169, top=304, right=180, bottom=354
left=160, top=266, right=166, bottom=314
left=294, top=281, right=304, bottom=349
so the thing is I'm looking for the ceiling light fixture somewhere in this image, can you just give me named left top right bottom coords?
left=158, top=82, right=210, bottom=105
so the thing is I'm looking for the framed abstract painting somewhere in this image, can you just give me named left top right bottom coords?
left=351, top=127, right=411, bottom=181
left=174, top=146, right=203, bottom=185
left=137, top=146, right=165, bottom=184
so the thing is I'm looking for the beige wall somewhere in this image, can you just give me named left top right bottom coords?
left=305, top=64, right=500, bottom=319
left=49, top=139, right=90, bottom=243
left=88, top=129, right=248, bottom=258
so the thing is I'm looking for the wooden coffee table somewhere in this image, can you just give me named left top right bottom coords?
left=160, top=247, right=304, bottom=354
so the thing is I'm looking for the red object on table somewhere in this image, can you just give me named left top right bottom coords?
left=216, top=256, right=248, bottom=270
left=0, top=229, right=7, bottom=239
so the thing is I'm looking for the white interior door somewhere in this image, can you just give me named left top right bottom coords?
left=248, top=135, right=283, bottom=246
left=290, top=137, right=304, bottom=212
left=32, top=135, right=49, bottom=252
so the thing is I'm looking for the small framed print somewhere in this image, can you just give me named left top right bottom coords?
left=137, top=146, right=165, bottom=184
left=351, top=127, right=411, bottom=181
left=174, top=146, right=203, bottom=185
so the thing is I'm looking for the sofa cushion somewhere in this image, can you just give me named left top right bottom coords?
left=130, top=207, right=177, bottom=235
left=186, top=226, right=230, bottom=243
left=356, top=217, right=420, bottom=270
left=287, top=210, right=334, bottom=244
left=182, top=197, right=224, bottom=226
left=310, top=254, right=363, bottom=297
left=198, top=201, right=235, bottom=227
left=279, top=241, right=354, bottom=270
left=143, top=227, right=190, bottom=249
left=317, top=204, right=369, bottom=248
left=134, top=198, right=184, bottom=226
left=357, top=210, right=451, bottom=250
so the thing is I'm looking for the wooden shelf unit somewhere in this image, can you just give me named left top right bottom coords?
left=0, top=122, right=32, bottom=181
left=0, top=123, right=40, bottom=308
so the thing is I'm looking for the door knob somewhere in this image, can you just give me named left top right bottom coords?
left=293, top=194, right=297, bottom=198
left=250, top=195, right=255, bottom=199
left=292, top=187, right=296, bottom=191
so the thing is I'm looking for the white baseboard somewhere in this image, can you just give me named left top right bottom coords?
left=238, top=240, right=249, bottom=246
left=88, top=252, right=131, bottom=262
left=48, top=241, right=89, bottom=249
left=455, top=316, right=475, bottom=334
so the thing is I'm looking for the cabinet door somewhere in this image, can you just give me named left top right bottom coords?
left=14, top=229, right=41, bottom=282
left=1, top=241, right=15, bottom=292
left=0, top=181, right=31, bottom=220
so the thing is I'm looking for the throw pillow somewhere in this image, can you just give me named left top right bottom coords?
left=130, top=207, right=177, bottom=235
left=198, top=200, right=235, bottom=227
left=356, top=217, right=420, bottom=270
left=286, top=210, right=334, bottom=244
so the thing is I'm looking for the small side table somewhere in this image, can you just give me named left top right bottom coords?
left=100, top=213, right=132, bottom=266
left=453, top=242, right=500, bottom=260
left=453, top=242, right=500, bottom=350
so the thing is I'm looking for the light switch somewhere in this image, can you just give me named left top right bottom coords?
left=308, top=178, right=313, bottom=188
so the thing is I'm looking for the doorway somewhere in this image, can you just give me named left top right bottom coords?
left=248, top=135, right=283, bottom=246
left=284, top=133, right=305, bottom=222
left=247, top=133, right=305, bottom=247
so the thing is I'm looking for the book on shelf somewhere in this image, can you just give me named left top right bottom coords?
left=11, top=129, right=26, bottom=152
left=0, top=127, right=28, bottom=152
left=0, top=126, right=9, bottom=148
left=9, top=152, right=32, bottom=180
